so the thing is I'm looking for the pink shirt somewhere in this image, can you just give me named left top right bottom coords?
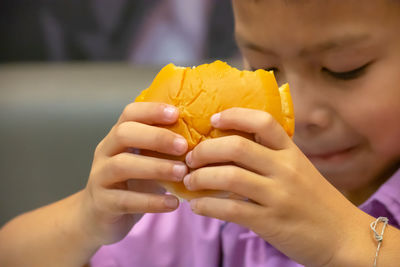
left=91, top=168, right=400, bottom=267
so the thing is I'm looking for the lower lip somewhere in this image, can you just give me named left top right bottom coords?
left=306, top=146, right=358, bottom=163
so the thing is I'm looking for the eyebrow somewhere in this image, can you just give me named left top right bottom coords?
left=235, top=33, right=371, bottom=56
left=235, top=34, right=277, bottom=55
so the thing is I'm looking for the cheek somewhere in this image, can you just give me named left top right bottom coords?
left=362, top=105, right=400, bottom=157
left=342, top=80, right=400, bottom=158
left=362, top=63, right=400, bottom=157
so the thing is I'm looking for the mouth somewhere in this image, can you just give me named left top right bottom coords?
left=304, top=146, right=359, bottom=163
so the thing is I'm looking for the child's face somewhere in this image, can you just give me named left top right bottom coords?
left=233, top=0, right=400, bottom=191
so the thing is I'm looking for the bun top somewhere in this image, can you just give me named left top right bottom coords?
left=136, top=60, right=294, bottom=148
left=135, top=60, right=294, bottom=200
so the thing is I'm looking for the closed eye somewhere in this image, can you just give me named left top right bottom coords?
left=322, top=62, right=371, bottom=80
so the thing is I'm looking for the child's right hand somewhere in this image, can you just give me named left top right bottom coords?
left=81, top=102, right=188, bottom=246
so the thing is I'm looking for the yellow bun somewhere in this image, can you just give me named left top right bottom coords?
left=135, top=60, right=294, bottom=200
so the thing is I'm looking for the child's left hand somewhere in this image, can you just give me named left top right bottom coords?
left=184, top=108, right=374, bottom=267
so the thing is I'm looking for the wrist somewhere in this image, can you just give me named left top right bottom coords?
left=73, top=189, right=107, bottom=247
left=60, top=191, right=103, bottom=259
left=325, top=211, right=383, bottom=267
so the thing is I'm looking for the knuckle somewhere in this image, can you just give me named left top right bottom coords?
left=155, top=128, right=173, bottom=146
left=120, top=103, right=133, bottom=122
left=89, top=164, right=102, bottom=184
left=271, top=190, right=291, bottom=214
left=88, top=186, right=101, bottom=209
left=94, top=139, right=104, bottom=157
left=116, top=193, right=132, bottom=213
left=223, top=167, right=240, bottom=189
left=284, top=164, right=298, bottom=182
left=157, top=161, right=175, bottom=179
left=276, top=151, right=297, bottom=180
left=223, top=201, right=240, bottom=219
left=260, top=113, right=277, bottom=130
left=143, top=196, right=153, bottom=211
left=229, top=136, right=249, bottom=158
left=109, top=155, right=127, bottom=178
left=192, top=198, right=206, bottom=215
left=114, top=123, right=129, bottom=146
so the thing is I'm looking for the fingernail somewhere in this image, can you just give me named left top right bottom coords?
left=190, top=199, right=197, bottom=211
left=183, top=174, right=191, bottom=190
left=185, top=151, right=192, bottom=166
left=164, top=106, right=177, bottom=121
left=173, top=138, right=187, bottom=153
left=211, top=113, right=221, bottom=127
left=173, top=164, right=187, bottom=181
left=164, top=196, right=178, bottom=209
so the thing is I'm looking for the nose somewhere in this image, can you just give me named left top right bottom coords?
left=288, top=76, right=333, bottom=138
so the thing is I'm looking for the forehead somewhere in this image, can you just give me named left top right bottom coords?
left=232, top=0, right=397, bottom=25
left=232, top=0, right=399, bottom=51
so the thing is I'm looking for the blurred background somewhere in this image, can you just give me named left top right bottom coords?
left=0, top=0, right=240, bottom=226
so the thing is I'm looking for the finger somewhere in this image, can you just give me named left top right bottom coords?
left=190, top=197, right=265, bottom=230
left=99, top=152, right=188, bottom=186
left=186, top=135, right=277, bottom=175
left=183, top=165, right=273, bottom=205
left=211, top=107, right=291, bottom=150
left=96, top=102, right=181, bottom=157
left=102, top=189, right=180, bottom=214
left=101, top=121, right=188, bottom=156
left=117, top=102, right=179, bottom=125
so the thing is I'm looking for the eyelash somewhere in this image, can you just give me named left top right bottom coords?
left=322, top=63, right=371, bottom=80
left=250, top=63, right=371, bottom=81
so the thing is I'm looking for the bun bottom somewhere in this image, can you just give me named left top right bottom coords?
left=159, top=181, right=233, bottom=201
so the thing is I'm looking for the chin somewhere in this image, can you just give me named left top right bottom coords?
left=321, top=170, right=371, bottom=191
left=317, top=159, right=397, bottom=192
